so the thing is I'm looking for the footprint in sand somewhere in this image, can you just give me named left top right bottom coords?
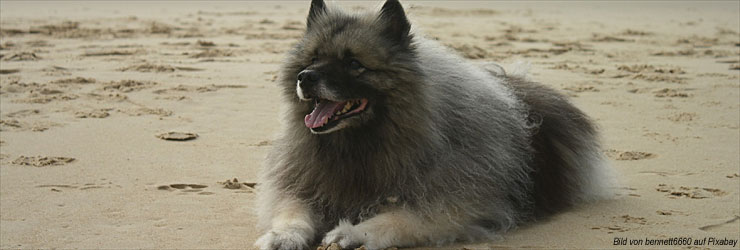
left=83, top=92, right=128, bottom=102
left=25, top=39, right=53, bottom=48
left=219, top=178, right=257, bottom=193
left=665, top=112, right=697, bottom=122
left=75, top=109, right=111, bottom=118
left=592, top=215, right=649, bottom=233
left=1, top=80, right=41, bottom=94
left=42, top=66, right=72, bottom=76
left=656, top=184, right=727, bottom=199
left=189, top=49, right=234, bottom=58
left=118, top=64, right=205, bottom=73
left=36, top=184, right=77, bottom=192
left=618, top=214, right=648, bottom=225
left=4, top=109, right=41, bottom=118
left=11, top=156, right=75, bottom=167
left=604, top=149, right=655, bottom=160
left=656, top=209, right=689, bottom=216
left=119, top=63, right=176, bottom=73
left=117, top=107, right=172, bottom=117
left=1, top=119, right=26, bottom=130
left=36, top=180, right=121, bottom=192
left=173, top=66, right=204, bottom=72
left=635, top=74, right=688, bottom=84
left=79, top=182, right=117, bottom=190
left=563, top=85, right=599, bottom=93
left=643, top=132, right=679, bottom=143
left=152, top=84, right=246, bottom=95
left=157, top=179, right=256, bottom=195
left=156, top=131, right=198, bottom=141
left=281, top=21, right=303, bottom=31
left=620, top=29, right=653, bottom=36
left=0, top=69, right=20, bottom=74
left=591, top=34, right=634, bottom=42
left=550, top=63, right=604, bottom=75
left=617, top=64, right=686, bottom=74
left=157, top=184, right=213, bottom=195
left=0, top=119, right=62, bottom=132
left=82, top=50, right=140, bottom=57
left=639, top=170, right=696, bottom=177
left=3, top=52, right=41, bottom=61
left=653, top=88, right=692, bottom=98
left=9, top=86, right=80, bottom=104
left=676, top=35, right=718, bottom=47
left=154, top=95, right=190, bottom=101
left=614, top=65, right=689, bottom=83
left=244, top=31, right=303, bottom=40
left=102, top=79, right=158, bottom=93
left=196, top=40, right=215, bottom=47
left=50, top=77, right=96, bottom=85
left=160, top=41, right=191, bottom=46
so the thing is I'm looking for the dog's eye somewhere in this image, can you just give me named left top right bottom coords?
left=349, top=59, right=364, bottom=70
left=311, top=57, right=318, bottom=64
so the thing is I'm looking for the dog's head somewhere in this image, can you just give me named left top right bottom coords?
left=281, top=0, right=419, bottom=134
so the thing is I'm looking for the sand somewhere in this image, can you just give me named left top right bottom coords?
left=1, top=1, right=738, bottom=249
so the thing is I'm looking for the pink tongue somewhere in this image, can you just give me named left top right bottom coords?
left=304, top=101, right=346, bottom=128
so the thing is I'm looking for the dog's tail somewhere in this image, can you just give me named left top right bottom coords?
left=504, top=74, right=616, bottom=217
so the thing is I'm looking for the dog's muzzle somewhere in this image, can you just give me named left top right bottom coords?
left=296, top=70, right=320, bottom=101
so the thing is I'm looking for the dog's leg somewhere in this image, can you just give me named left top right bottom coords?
left=321, top=209, right=468, bottom=249
left=255, top=197, right=316, bottom=250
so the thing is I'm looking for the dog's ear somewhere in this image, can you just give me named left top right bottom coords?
left=307, top=0, right=326, bottom=29
left=379, top=0, right=411, bottom=45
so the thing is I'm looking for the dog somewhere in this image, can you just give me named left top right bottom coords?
left=255, top=0, right=613, bottom=249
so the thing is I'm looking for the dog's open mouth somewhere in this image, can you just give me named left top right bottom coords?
left=304, top=98, right=368, bottom=131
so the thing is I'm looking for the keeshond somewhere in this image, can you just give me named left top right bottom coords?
left=256, top=0, right=613, bottom=249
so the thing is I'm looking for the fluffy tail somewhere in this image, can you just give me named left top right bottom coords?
left=505, top=75, right=615, bottom=217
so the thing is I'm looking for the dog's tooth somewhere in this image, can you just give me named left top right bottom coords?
left=342, top=102, right=352, bottom=113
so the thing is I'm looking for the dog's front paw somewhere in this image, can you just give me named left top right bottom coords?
left=255, top=229, right=310, bottom=250
left=321, top=220, right=364, bottom=249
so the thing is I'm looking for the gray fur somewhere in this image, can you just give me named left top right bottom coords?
left=256, top=1, right=613, bottom=249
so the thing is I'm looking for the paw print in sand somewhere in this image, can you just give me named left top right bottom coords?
left=157, top=183, right=213, bottom=195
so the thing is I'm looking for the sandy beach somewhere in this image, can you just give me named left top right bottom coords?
left=1, top=1, right=738, bottom=249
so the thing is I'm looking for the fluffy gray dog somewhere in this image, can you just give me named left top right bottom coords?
left=255, top=0, right=613, bottom=249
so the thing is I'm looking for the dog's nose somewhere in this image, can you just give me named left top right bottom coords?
left=297, top=70, right=320, bottom=89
